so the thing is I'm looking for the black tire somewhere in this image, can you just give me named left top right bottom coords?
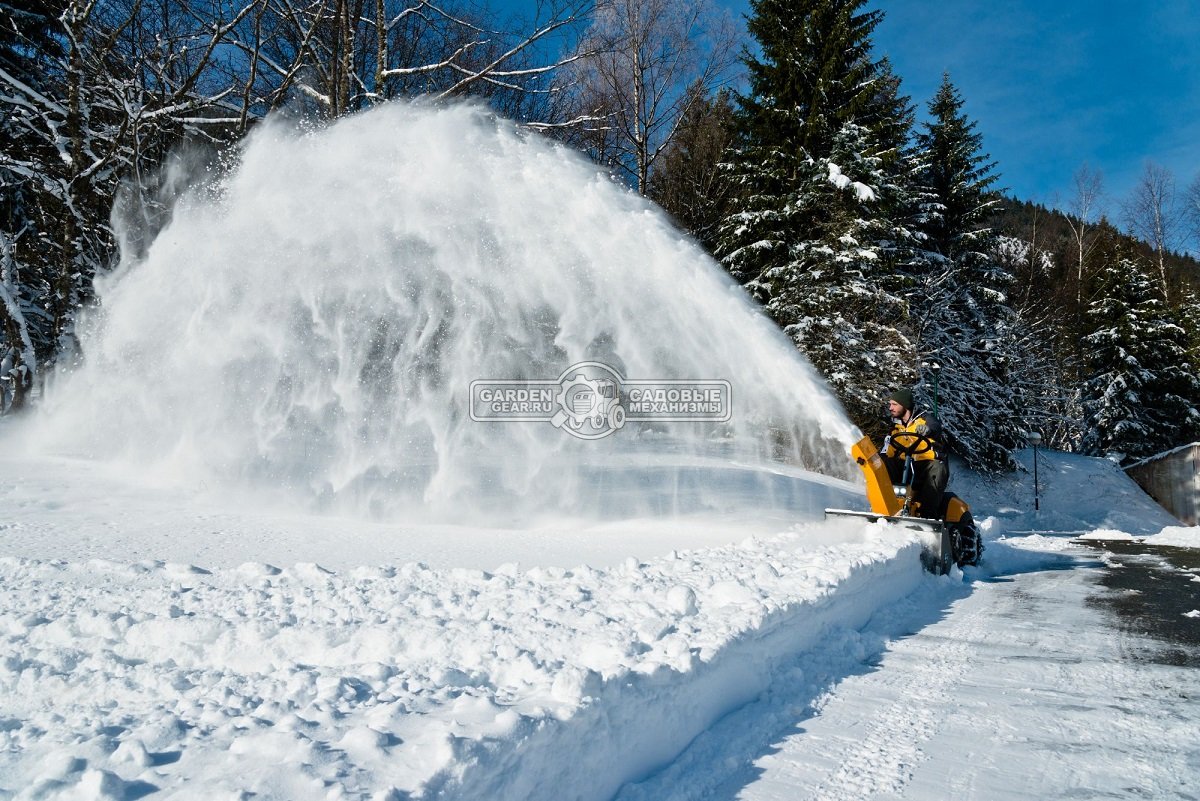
left=948, top=512, right=982, bottom=568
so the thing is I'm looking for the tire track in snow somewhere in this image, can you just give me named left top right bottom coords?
left=747, top=557, right=1076, bottom=801
left=737, top=545, right=1200, bottom=801
left=612, top=573, right=970, bottom=801
left=795, top=602, right=984, bottom=800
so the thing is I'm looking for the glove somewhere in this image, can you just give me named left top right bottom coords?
left=915, top=423, right=929, bottom=436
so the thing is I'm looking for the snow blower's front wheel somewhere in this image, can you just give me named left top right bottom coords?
left=948, top=514, right=982, bottom=568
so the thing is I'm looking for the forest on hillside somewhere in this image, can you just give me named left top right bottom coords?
left=3, top=0, right=1200, bottom=469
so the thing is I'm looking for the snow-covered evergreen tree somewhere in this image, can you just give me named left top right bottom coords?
left=990, top=234, right=1085, bottom=451
left=1160, top=324, right=1200, bottom=449
left=648, top=86, right=738, bottom=253
left=1169, top=287, right=1200, bottom=445
left=716, top=0, right=919, bottom=432
left=914, top=77, right=1000, bottom=259
left=1, top=0, right=65, bottom=410
left=1081, top=238, right=1200, bottom=460
left=910, top=76, right=1023, bottom=469
left=0, top=0, right=249, bottom=410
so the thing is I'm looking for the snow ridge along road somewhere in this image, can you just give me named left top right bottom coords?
left=613, top=563, right=980, bottom=801
left=450, top=531, right=928, bottom=801
left=0, top=520, right=928, bottom=801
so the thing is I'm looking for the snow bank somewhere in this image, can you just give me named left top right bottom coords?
left=1076, top=528, right=1136, bottom=541
left=951, top=448, right=1182, bottom=538
left=1146, top=527, right=1200, bottom=548
left=1076, top=526, right=1200, bottom=548
left=0, top=520, right=929, bottom=800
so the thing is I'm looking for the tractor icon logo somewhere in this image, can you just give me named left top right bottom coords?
left=551, top=363, right=627, bottom=439
left=469, top=360, right=731, bottom=439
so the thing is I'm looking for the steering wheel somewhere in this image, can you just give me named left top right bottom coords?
left=889, top=430, right=936, bottom=459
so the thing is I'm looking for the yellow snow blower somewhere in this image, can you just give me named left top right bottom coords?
left=825, top=433, right=981, bottom=574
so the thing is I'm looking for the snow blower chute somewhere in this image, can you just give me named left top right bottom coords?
left=826, top=434, right=981, bottom=574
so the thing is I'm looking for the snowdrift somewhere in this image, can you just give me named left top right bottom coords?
left=0, top=520, right=927, bottom=800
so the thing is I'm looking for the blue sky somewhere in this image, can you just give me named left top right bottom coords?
left=860, top=0, right=1200, bottom=224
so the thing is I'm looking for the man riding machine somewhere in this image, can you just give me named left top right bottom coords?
left=827, top=388, right=982, bottom=574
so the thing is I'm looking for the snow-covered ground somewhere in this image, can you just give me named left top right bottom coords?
left=1, top=446, right=1197, bottom=800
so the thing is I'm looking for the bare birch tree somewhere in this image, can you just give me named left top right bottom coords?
left=2, top=0, right=598, bottom=411
left=566, top=0, right=738, bottom=195
left=1123, top=161, right=1179, bottom=298
left=1064, top=163, right=1103, bottom=305
left=646, top=83, right=735, bottom=249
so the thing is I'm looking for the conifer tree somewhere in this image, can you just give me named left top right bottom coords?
left=1, top=0, right=65, bottom=410
left=915, top=76, right=999, bottom=261
left=910, top=75, right=1023, bottom=469
left=1177, top=288, right=1200, bottom=373
left=648, top=86, right=737, bottom=253
left=715, top=0, right=919, bottom=432
left=1081, top=237, right=1200, bottom=460
left=991, top=234, right=1085, bottom=450
left=1171, top=287, right=1200, bottom=444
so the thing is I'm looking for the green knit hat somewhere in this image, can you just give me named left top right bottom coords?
left=888, top=388, right=914, bottom=412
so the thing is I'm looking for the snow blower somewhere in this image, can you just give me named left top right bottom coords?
left=826, top=433, right=981, bottom=574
